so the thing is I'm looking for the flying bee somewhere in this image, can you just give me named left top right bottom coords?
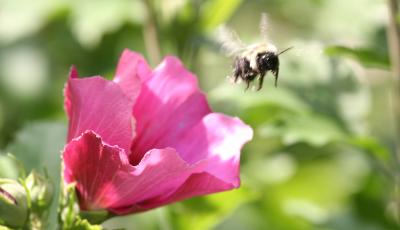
left=218, top=13, right=292, bottom=90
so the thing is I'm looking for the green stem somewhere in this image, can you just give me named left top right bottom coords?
left=142, top=0, right=161, bottom=66
left=387, top=0, right=400, bottom=223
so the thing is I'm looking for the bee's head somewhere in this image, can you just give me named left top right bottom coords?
left=256, top=51, right=279, bottom=72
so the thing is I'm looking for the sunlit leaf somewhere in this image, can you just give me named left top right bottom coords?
left=260, top=113, right=347, bottom=147
left=273, top=151, right=370, bottom=224
left=209, top=84, right=309, bottom=114
left=156, top=0, right=188, bottom=23
left=0, top=0, right=67, bottom=43
left=102, top=209, right=161, bottom=230
left=201, top=0, right=243, bottom=31
left=69, top=1, right=145, bottom=48
left=324, top=45, right=390, bottom=70
left=169, top=187, right=256, bottom=230
left=0, top=155, right=17, bottom=179
left=350, top=137, right=391, bottom=162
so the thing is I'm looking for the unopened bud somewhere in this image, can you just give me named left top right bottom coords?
left=0, top=179, right=28, bottom=228
left=25, top=170, right=53, bottom=210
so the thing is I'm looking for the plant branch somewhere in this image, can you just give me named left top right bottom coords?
left=142, top=0, right=161, bottom=65
left=387, top=0, right=400, bottom=223
left=387, top=0, right=400, bottom=161
left=388, top=0, right=400, bottom=76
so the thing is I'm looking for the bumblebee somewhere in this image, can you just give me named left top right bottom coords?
left=219, top=13, right=292, bottom=90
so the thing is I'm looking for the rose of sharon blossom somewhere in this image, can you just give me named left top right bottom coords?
left=63, top=49, right=253, bottom=215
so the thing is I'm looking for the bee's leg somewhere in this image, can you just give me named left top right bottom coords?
left=257, top=72, right=266, bottom=91
left=233, top=58, right=241, bottom=83
left=234, top=74, right=239, bottom=83
left=233, top=71, right=240, bottom=83
left=274, top=68, right=279, bottom=87
left=245, top=79, right=251, bottom=90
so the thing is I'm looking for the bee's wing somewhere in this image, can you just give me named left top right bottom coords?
left=216, top=25, right=246, bottom=57
left=260, top=12, right=269, bottom=42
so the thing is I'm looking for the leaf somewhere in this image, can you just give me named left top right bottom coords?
left=324, top=45, right=390, bottom=70
left=102, top=209, right=161, bottom=230
left=272, top=150, right=370, bottom=224
left=0, top=225, right=12, bottom=230
left=6, top=121, right=67, bottom=229
left=349, top=137, right=391, bottom=162
left=200, top=0, right=243, bottom=31
left=169, top=187, right=257, bottom=230
left=209, top=84, right=310, bottom=115
left=0, top=155, right=17, bottom=179
left=6, top=121, right=66, bottom=174
left=69, top=1, right=145, bottom=48
left=260, top=113, right=347, bottom=147
left=0, top=0, right=67, bottom=43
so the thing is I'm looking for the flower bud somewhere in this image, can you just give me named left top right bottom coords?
left=0, top=179, right=28, bottom=228
left=25, top=170, right=53, bottom=210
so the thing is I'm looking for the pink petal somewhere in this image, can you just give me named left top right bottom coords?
left=115, top=173, right=234, bottom=214
left=113, top=49, right=151, bottom=102
left=174, top=113, right=253, bottom=188
left=63, top=127, right=251, bottom=214
left=64, top=131, right=201, bottom=212
left=130, top=56, right=211, bottom=164
left=63, top=131, right=131, bottom=210
left=113, top=113, right=253, bottom=214
left=64, top=66, right=79, bottom=119
left=65, top=73, right=134, bottom=153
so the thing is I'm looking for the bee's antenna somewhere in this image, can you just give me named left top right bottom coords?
left=278, top=46, right=294, bottom=55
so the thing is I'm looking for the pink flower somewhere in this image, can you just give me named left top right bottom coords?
left=62, top=49, right=253, bottom=215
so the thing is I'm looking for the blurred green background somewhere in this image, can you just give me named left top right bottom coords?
left=0, top=0, right=399, bottom=229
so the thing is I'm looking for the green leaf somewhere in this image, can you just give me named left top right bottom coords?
left=209, top=84, right=310, bottom=115
left=272, top=150, right=370, bottom=224
left=102, top=209, right=162, bottom=230
left=169, top=187, right=257, bottom=230
left=6, top=121, right=67, bottom=229
left=6, top=121, right=66, bottom=174
left=69, top=1, right=145, bottom=48
left=0, top=0, right=67, bottom=43
left=324, top=45, right=390, bottom=70
left=349, top=136, right=391, bottom=162
left=260, top=113, right=347, bottom=147
left=0, top=155, right=17, bottom=179
left=200, top=0, right=243, bottom=31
